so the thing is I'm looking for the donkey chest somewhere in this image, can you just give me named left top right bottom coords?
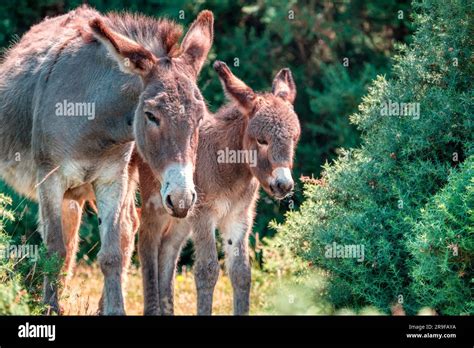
left=207, top=178, right=259, bottom=222
left=61, top=159, right=118, bottom=188
left=60, top=144, right=132, bottom=188
left=61, top=161, right=97, bottom=188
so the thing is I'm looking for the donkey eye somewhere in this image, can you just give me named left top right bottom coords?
left=145, top=111, right=160, bottom=126
left=256, top=138, right=268, bottom=146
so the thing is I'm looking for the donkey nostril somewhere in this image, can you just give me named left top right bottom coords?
left=165, top=195, right=174, bottom=209
left=277, top=181, right=285, bottom=191
left=191, top=192, right=197, bottom=204
left=277, top=180, right=293, bottom=193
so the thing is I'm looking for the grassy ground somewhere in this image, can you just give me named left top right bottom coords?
left=60, top=264, right=438, bottom=316
left=61, top=263, right=267, bottom=315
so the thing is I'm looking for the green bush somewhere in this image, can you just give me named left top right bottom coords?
left=266, top=0, right=473, bottom=314
left=408, top=157, right=473, bottom=315
left=0, top=191, right=62, bottom=314
left=0, top=194, right=31, bottom=314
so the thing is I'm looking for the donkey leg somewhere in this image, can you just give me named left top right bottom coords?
left=61, top=198, right=84, bottom=285
left=98, top=197, right=139, bottom=314
left=193, top=219, right=219, bottom=315
left=158, top=221, right=190, bottom=315
left=120, top=159, right=140, bottom=296
left=94, top=175, right=128, bottom=315
left=138, top=207, right=168, bottom=315
left=37, top=170, right=66, bottom=314
left=221, top=215, right=252, bottom=315
left=120, top=199, right=139, bottom=299
left=98, top=160, right=139, bottom=314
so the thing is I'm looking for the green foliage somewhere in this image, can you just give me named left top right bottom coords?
left=408, top=157, right=473, bottom=315
left=0, top=194, right=31, bottom=314
left=0, top=191, right=62, bottom=313
left=266, top=0, right=473, bottom=314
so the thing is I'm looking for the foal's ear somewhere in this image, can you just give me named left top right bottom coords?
left=214, top=60, right=256, bottom=114
left=272, top=68, right=297, bottom=104
left=179, top=10, right=214, bottom=78
left=89, top=18, right=157, bottom=77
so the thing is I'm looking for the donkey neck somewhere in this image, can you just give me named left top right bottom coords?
left=214, top=104, right=247, bottom=149
left=200, top=103, right=255, bottom=185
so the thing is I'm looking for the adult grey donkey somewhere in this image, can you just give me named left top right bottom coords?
left=0, top=5, right=213, bottom=314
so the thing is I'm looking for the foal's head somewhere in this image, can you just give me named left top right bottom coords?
left=90, top=11, right=213, bottom=218
left=214, top=61, right=300, bottom=199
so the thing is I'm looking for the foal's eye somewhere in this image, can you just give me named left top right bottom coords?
left=256, top=138, right=268, bottom=146
left=145, top=111, right=160, bottom=126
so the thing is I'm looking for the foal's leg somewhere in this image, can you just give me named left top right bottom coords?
left=120, top=198, right=139, bottom=296
left=220, top=214, right=252, bottom=315
left=37, top=168, right=66, bottom=314
left=120, top=158, right=140, bottom=293
left=93, top=169, right=129, bottom=315
left=61, top=198, right=84, bottom=284
left=138, top=205, right=169, bottom=315
left=193, top=218, right=219, bottom=315
left=158, top=221, right=190, bottom=315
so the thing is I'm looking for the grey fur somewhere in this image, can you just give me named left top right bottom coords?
left=0, top=5, right=213, bottom=315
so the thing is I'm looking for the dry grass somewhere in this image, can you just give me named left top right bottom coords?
left=61, top=263, right=266, bottom=315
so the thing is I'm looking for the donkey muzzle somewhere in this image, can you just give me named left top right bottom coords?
left=161, top=162, right=196, bottom=218
left=164, top=189, right=196, bottom=218
left=269, top=167, right=294, bottom=199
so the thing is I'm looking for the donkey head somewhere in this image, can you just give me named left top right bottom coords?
left=90, top=11, right=213, bottom=218
left=214, top=61, right=300, bottom=199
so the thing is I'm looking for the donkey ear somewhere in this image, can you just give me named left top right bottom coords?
left=180, top=10, right=214, bottom=78
left=89, top=18, right=157, bottom=76
left=272, top=68, right=296, bottom=104
left=214, top=60, right=256, bottom=113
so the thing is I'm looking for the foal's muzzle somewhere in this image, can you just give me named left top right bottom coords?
left=269, top=167, right=294, bottom=200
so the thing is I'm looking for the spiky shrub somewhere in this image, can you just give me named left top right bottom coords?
left=0, top=192, right=63, bottom=313
left=0, top=193, right=31, bottom=314
left=267, top=0, right=473, bottom=314
left=407, top=157, right=473, bottom=315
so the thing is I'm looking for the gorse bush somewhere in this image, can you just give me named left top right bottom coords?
left=408, top=156, right=473, bottom=315
left=267, top=0, right=473, bottom=314
left=0, top=193, right=61, bottom=314
left=0, top=194, right=30, bottom=314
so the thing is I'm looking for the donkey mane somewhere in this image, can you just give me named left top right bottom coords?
left=105, top=11, right=183, bottom=58
left=53, top=5, right=183, bottom=59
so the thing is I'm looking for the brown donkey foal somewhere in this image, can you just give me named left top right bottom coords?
left=139, top=61, right=300, bottom=315
left=0, top=6, right=213, bottom=314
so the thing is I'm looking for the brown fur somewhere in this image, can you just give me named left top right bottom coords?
left=137, top=61, right=300, bottom=315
